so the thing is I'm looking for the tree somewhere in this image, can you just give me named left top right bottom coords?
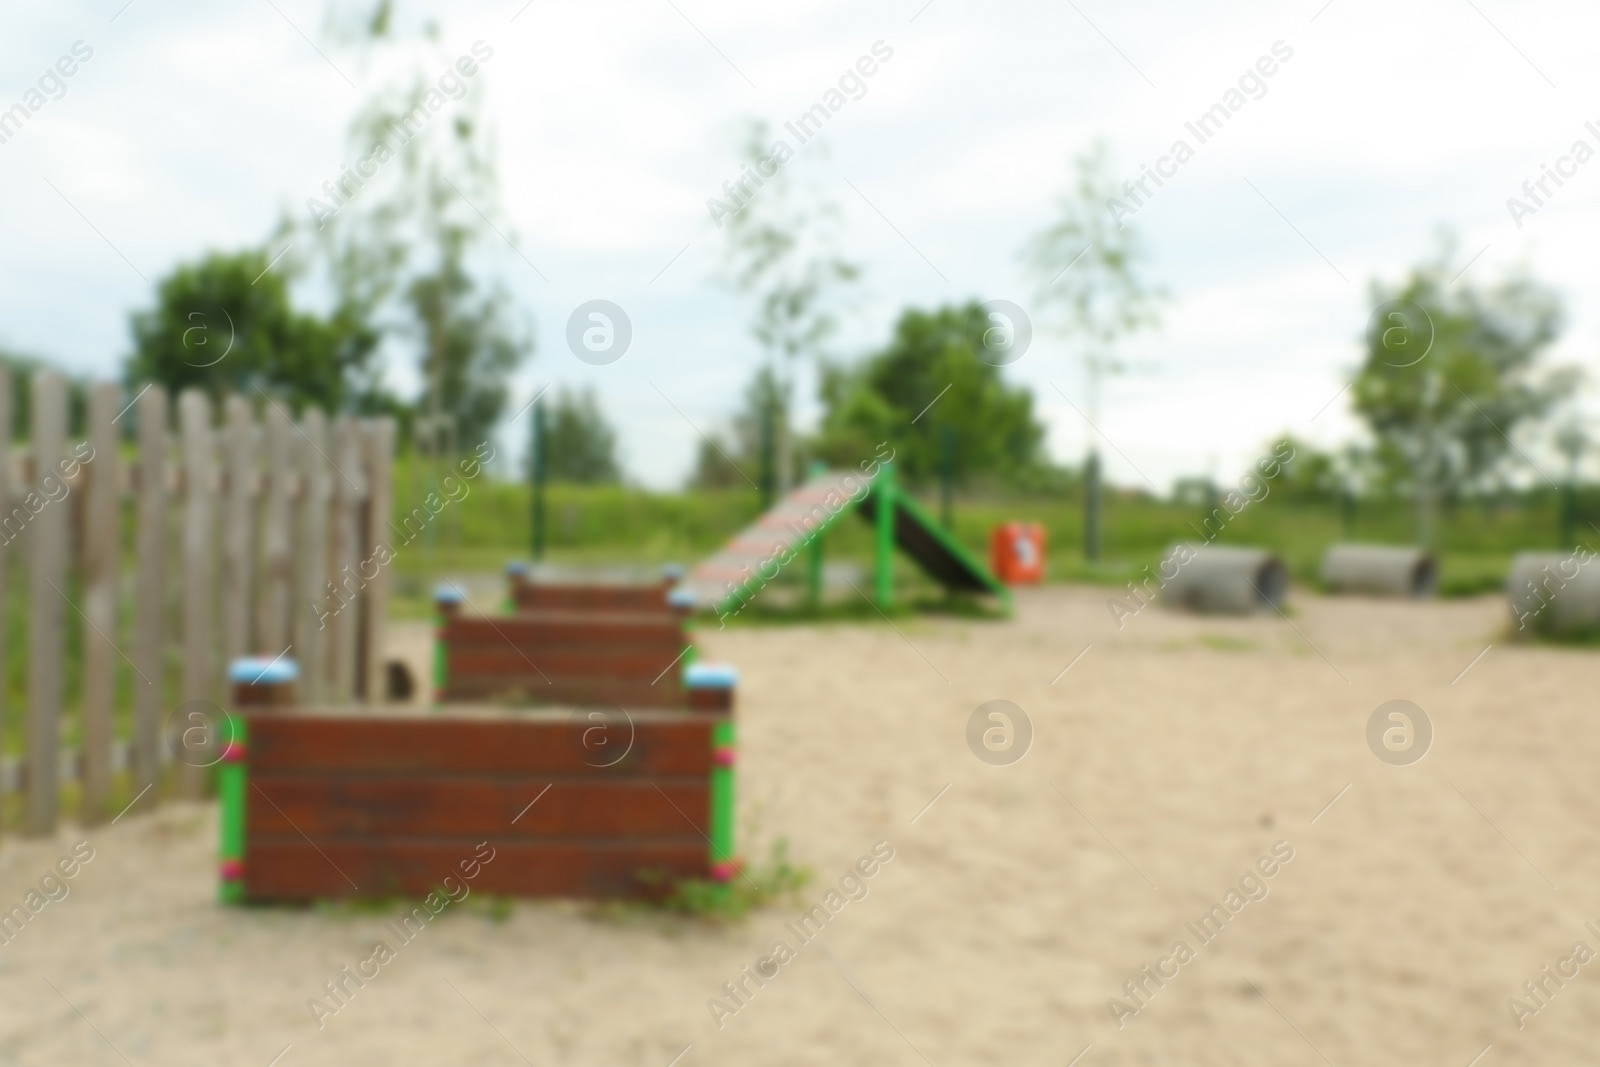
left=540, top=387, right=621, bottom=484
left=690, top=366, right=789, bottom=491
left=1023, top=142, right=1164, bottom=558
left=814, top=303, right=1049, bottom=486
left=1352, top=245, right=1576, bottom=545
left=124, top=250, right=379, bottom=410
left=717, top=120, right=857, bottom=501
left=299, top=12, right=532, bottom=451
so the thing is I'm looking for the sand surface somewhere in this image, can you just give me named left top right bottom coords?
left=2, top=586, right=1598, bottom=1066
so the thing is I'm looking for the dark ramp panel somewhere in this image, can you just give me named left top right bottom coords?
left=857, top=489, right=1006, bottom=596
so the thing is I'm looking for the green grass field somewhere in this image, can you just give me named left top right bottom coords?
left=385, top=458, right=1575, bottom=615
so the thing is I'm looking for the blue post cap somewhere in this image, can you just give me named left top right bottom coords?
left=667, top=588, right=697, bottom=609
left=661, top=563, right=685, bottom=581
left=433, top=584, right=466, bottom=604
left=685, top=663, right=738, bottom=689
left=505, top=561, right=529, bottom=576
left=228, top=656, right=300, bottom=685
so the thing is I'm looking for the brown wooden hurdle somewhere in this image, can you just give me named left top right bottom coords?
left=504, top=562, right=687, bottom=615
left=431, top=567, right=723, bottom=711
left=218, top=702, right=738, bottom=903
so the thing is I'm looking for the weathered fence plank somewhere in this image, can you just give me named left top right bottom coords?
left=177, top=389, right=215, bottom=798
left=296, top=408, right=329, bottom=705
left=132, top=385, right=167, bottom=803
left=330, top=416, right=364, bottom=703
left=259, top=400, right=294, bottom=655
left=0, top=367, right=10, bottom=833
left=360, top=418, right=395, bottom=702
left=222, top=395, right=255, bottom=666
left=26, top=371, right=68, bottom=835
left=80, top=382, right=120, bottom=823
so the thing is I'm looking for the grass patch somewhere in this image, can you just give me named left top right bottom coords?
left=1197, top=634, right=1258, bottom=652
left=630, top=839, right=811, bottom=922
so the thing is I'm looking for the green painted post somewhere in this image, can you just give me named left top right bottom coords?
left=804, top=460, right=825, bottom=608
left=432, top=586, right=462, bottom=707
left=218, top=713, right=247, bottom=904
left=1084, top=450, right=1102, bottom=563
left=806, top=529, right=823, bottom=608
left=874, top=461, right=895, bottom=608
left=709, top=718, right=736, bottom=890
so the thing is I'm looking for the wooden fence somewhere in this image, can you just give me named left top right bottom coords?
left=1, top=369, right=395, bottom=836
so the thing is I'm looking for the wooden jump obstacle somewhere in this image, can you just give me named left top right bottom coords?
left=432, top=568, right=713, bottom=709
left=503, top=561, right=689, bottom=615
left=219, top=659, right=738, bottom=902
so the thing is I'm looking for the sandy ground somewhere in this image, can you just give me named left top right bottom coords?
left=2, top=585, right=1599, bottom=1066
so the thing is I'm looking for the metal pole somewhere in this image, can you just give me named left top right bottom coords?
left=940, top=424, right=954, bottom=531
left=531, top=395, right=546, bottom=561
left=875, top=461, right=895, bottom=607
left=1084, top=450, right=1101, bottom=562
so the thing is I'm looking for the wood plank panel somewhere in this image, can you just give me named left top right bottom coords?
left=221, top=394, right=254, bottom=665
left=446, top=649, right=686, bottom=678
left=296, top=408, right=329, bottom=704
left=242, top=840, right=708, bottom=900
left=247, top=716, right=713, bottom=776
left=444, top=616, right=686, bottom=648
left=246, top=777, right=708, bottom=838
left=258, top=398, right=293, bottom=653
left=441, top=677, right=689, bottom=709
left=0, top=367, right=11, bottom=840
left=80, top=381, right=120, bottom=823
left=176, top=389, right=215, bottom=797
left=25, top=371, right=67, bottom=834
left=131, top=385, right=167, bottom=800
left=360, top=418, right=396, bottom=702
left=512, top=586, right=672, bottom=613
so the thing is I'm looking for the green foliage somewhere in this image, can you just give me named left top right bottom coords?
left=539, top=387, right=621, bottom=484
left=649, top=839, right=811, bottom=921
left=814, top=303, right=1050, bottom=486
left=0, top=349, right=88, bottom=437
left=1353, top=247, right=1575, bottom=502
left=717, top=120, right=858, bottom=495
left=124, top=250, right=378, bottom=411
left=720, top=121, right=857, bottom=367
left=300, top=30, right=532, bottom=449
left=689, top=365, right=787, bottom=490
left=1023, top=140, right=1164, bottom=398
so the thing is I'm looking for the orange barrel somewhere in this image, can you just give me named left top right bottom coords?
left=989, top=523, right=1045, bottom=584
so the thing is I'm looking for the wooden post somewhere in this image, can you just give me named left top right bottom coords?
left=80, top=382, right=120, bottom=824
left=132, top=385, right=167, bottom=803
left=259, top=400, right=294, bottom=655
left=221, top=395, right=255, bottom=665
left=361, top=418, right=396, bottom=703
left=26, top=371, right=68, bottom=835
left=177, top=389, right=215, bottom=798
left=296, top=409, right=329, bottom=705
left=0, top=367, right=10, bottom=829
left=330, top=416, right=365, bottom=703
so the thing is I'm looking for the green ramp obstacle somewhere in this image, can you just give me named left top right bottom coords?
left=688, top=462, right=1010, bottom=616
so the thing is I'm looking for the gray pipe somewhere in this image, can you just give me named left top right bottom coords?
left=1506, top=550, right=1600, bottom=636
left=1321, top=544, right=1435, bottom=598
left=1160, top=544, right=1288, bottom=614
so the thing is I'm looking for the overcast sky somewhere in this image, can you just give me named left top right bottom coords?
left=2, top=0, right=1597, bottom=490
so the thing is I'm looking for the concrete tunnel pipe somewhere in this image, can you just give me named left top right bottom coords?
left=1159, top=544, right=1288, bottom=615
